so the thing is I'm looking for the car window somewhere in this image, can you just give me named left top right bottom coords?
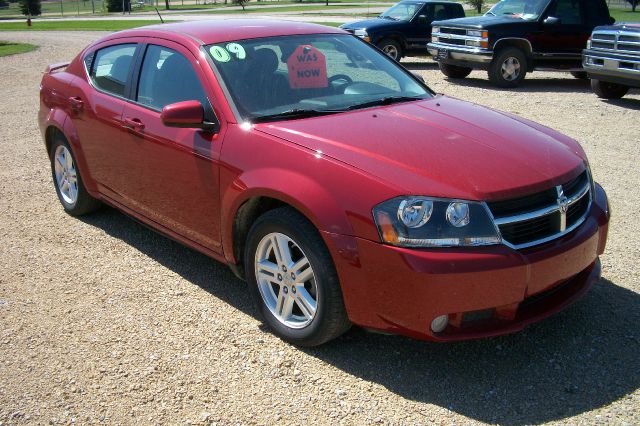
left=430, top=4, right=448, bottom=21
left=137, top=45, right=210, bottom=111
left=206, top=34, right=429, bottom=120
left=90, top=44, right=137, bottom=97
left=380, top=3, right=421, bottom=21
left=548, top=0, right=583, bottom=25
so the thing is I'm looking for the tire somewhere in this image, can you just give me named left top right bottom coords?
left=438, top=62, right=472, bottom=79
left=591, top=79, right=629, bottom=99
left=244, top=207, right=351, bottom=346
left=377, top=39, right=402, bottom=61
left=570, top=71, right=588, bottom=79
left=488, top=47, right=527, bottom=88
left=49, top=136, right=101, bottom=216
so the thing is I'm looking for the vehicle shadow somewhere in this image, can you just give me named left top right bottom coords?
left=402, top=61, right=440, bottom=71
left=602, top=95, right=640, bottom=110
left=439, top=75, right=593, bottom=94
left=80, top=208, right=639, bottom=425
left=305, top=277, right=640, bottom=425
left=78, top=206, right=257, bottom=319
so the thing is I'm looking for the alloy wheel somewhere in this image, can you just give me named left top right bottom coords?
left=254, top=232, right=318, bottom=329
left=53, top=145, right=78, bottom=205
left=501, top=57, right=521, bottom=81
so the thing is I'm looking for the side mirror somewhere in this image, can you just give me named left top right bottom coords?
left=543, top=16, right=560, bottom=25
left=161, top=100, right=217, bottom=131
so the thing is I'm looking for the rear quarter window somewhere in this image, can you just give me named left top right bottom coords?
left=88, top=43, right=137, bottom=97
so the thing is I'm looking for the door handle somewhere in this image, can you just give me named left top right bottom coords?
left=68, top=96, right=83, bottom=113
left=123, top=117, right=145, bottom=132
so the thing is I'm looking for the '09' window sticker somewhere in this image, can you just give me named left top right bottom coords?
left=209, top=43, right=247, bottom=62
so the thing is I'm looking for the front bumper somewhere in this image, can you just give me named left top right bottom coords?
left=583, top=48, right=640, bottom=88
left=427, top=42, right=494, bottom=65
left=323, top=183, right=610, bottom=342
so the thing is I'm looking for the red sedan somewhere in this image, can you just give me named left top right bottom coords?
left=39, top=20, right=609, bottom=346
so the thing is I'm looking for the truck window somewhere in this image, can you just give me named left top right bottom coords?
left=548, top=0, right=584, bottom=25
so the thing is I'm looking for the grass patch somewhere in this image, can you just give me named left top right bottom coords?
left=309, top=21, right=342, bottom=27
left=0, top=19, right=165, bottom=31
left=0, top=40, right=38, bottom=56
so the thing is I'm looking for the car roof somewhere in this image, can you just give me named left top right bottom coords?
left=111, top=19, right=345, bottom=46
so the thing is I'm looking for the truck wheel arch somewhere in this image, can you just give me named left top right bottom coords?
left=493, top=38, right=533, bottom=69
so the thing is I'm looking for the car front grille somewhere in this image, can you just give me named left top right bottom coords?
left=488, top=170, right=592, bottom=249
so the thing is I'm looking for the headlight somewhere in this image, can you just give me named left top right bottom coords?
left=373, top=196, right=501, bottom=247
left=432, top=26, right=440, bottom=34
left=586, top=38, right=592, bottom=49
left=467, top=29, right=488, bottom=38
left=354, top=29, right=368, bottom=38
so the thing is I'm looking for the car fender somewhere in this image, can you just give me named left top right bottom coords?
left=221, top=166, right=355, bottom=264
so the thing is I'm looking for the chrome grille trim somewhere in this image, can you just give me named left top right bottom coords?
left=489, top=171, right=592, bottom=250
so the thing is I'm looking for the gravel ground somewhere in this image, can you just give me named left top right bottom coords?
left=1, top=31, right=639, bottom=425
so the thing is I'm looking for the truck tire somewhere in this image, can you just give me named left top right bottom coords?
left=488, top=47, right=527, bottom=88
left=377, top=39, right=403, bottom=61
left=438, top=62, right=472, bottom=79
left=591, top=79, right=629, bottom=99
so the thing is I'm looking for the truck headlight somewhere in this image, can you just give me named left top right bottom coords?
left=373, top=197, right=501, bottom=247
left=432, top=26, right=440, bottom=34
left=354, top=29, right=368, bottom=38
left=467, top=30, right=488, bottom=38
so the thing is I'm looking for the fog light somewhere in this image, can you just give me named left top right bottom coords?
left=431, top=315, right=449, bottom=333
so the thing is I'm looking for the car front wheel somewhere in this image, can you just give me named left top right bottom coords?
left=245, top=207, right=350, bottom=346
left=591, top=79, right=629, bottom=99
left=50, top=136, right=101, bottom=216
left=488, top=47, right=527, bottom=88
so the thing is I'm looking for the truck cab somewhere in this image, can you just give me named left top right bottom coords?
left=427, top=0, right=613, bottom=87
left=341, top=0, right=465, bottom=61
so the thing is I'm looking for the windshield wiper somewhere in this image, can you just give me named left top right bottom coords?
left=485, top=11, right=495, bottom=16
left=344, top=95, right=425, bottom=111
left=251, top=108, right=341, bottom=123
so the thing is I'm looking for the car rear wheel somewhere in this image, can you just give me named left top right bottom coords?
left=438, top=62, right=472, bottom=79
left=244, top=207, right=350, bottom=346
left=50, top=137, right=101, bottom=216
left=591, top=79, right=629, bottom=99
left=488, top=47, right=527, bottom=88
left=377, top=39, right=402, bottom=61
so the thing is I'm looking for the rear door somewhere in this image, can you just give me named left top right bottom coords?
left=66, top=41, right=142, bottom=201
left=118, top=41, right=225, bottom=252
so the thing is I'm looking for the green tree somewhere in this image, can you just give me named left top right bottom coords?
left=19, top=0, right=41, bottom=16
left=106, top=0, right=130, bottom=12
left=466, top=0, right=485, bottom=14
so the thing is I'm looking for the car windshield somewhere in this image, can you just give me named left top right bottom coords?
left=379, top=2, right=421, bottom=21
left=205, top=34, right=430, bottom=122
left=486, top=0, right=549, bottom=20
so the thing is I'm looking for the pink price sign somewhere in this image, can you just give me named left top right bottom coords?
left=287, top=45, right=328, bottom=89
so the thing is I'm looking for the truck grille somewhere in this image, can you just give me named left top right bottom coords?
left=591, top=30, right=640, bottom=54
left=488, top=171, right=591, bottom=249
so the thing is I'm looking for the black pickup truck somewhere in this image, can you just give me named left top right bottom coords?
left=583, top=23, right=640, bottom=99
left=341, top=0, right=465, bottom=61
left=427, top=0, right=614, bottom=87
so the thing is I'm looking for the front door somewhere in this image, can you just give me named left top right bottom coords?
left=118, top=42, right=224, bottom=252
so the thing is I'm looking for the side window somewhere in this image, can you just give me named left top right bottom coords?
left=137, top=45, right=210, bottom=111
left=432, top=4, right=448, bottom=21
left=90, top=44, right=137, bottom=97
left=446, top=4, right=464, bottom=19
left=548, top=0, right=583, bottom=25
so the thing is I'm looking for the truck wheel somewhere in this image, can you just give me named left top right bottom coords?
left=570, top=71, right=588, bottom=79
left=488, top=47, right=527, bottom=88
left=591, top=79, right=629, bottom=99
left=377, top=39, right=402, bottom=61
left=438, top=62, right=472, bottom=79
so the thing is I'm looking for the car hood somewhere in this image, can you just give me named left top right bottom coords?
left=254, top=96, right=586, bottom=201
left=341, top=18, right=405, bottom=31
